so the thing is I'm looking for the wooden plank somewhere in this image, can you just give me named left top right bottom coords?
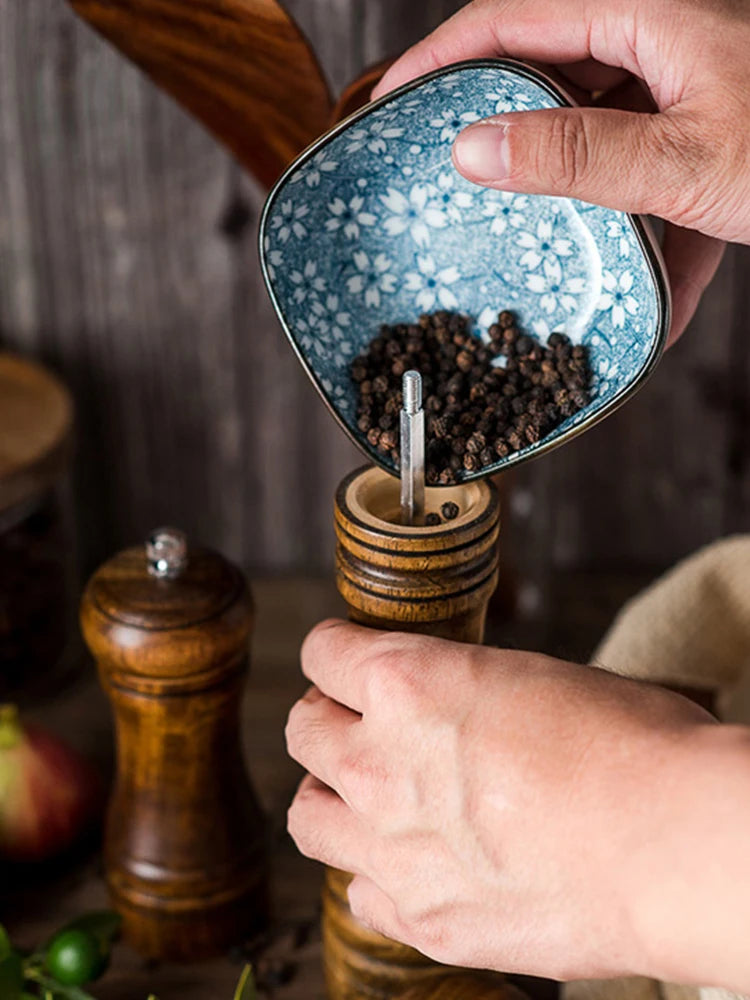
left=1, top=0, right=748, bottom=583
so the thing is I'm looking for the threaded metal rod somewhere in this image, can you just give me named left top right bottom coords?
left=400, top=371, right=425, bottom=525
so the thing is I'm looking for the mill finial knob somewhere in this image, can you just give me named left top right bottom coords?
left=146, top=527, right=188, bottom=579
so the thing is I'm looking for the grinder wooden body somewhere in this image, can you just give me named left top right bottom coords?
left=80, top=536, right=269, bottom=960
left=324, top=466, right=521, bottom=1000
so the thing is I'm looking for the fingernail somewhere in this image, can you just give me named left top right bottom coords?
left=453, top=121, right=510, bottom=183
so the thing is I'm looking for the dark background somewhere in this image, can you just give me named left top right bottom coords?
left=2, top=0, right=749, bottom=636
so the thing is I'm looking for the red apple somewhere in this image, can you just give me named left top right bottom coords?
left=0, top=705, right=101, bottom=862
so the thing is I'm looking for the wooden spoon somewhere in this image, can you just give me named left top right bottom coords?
left=67, top=0, right=334, bottom=188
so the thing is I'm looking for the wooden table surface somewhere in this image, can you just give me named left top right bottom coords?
left=11, top=567, right=740, bottom=1000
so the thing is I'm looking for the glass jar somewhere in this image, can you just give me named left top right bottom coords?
left=0, top=354, right=75, bottom=701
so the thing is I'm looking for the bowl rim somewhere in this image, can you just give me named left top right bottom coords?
left=259, top=57, right=671, bottom=484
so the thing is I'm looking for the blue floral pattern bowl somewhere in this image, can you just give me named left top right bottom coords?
left=259, top=59, right=670, bottom=482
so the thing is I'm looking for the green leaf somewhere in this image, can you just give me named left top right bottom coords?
left=0, top=924, right=11, bottom=962
left=0, top=950, right=23, bottom=999
left=59, top=911, right=121, bottom=952
left=233, top=964, right=256, bottom=1000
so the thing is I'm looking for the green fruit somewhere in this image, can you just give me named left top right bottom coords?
left=46, top=928, right=103, bottom=985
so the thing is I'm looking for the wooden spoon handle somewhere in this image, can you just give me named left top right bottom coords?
left=67, top=0, right=333, bottom=188
left=330, top=57, right=394, bottom=124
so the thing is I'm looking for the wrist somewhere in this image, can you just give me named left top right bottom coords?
left=627, top=721, right=750, bottom=991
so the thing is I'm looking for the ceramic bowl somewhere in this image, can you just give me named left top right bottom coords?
left=259, top=58, right=670, bottom=482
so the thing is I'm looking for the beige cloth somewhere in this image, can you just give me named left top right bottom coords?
left=563, top=536, right=750, bottom=1000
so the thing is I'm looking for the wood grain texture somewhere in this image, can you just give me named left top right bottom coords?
left=80, top=543, right=270, bottom=960
left=1, top=0, right=749, bottom=602
left=322, top=466, right=527, bottom=1000
left=66, top=0, right=333, bottom=189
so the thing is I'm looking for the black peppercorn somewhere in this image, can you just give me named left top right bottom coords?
left=425, top=512, right=442, bottom=526
left=466, top=432, right=486, bottom=454
left=441, top=501, right=459, bottom=521
left=379, top=429, right=398, bottom=450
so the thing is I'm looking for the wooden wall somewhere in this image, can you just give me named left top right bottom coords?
left=2, top=0, right=749, bottom=607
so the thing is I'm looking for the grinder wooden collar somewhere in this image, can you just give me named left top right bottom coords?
left=334, top=465, right=500, bottom=628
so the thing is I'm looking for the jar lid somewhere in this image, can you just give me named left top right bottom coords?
left=86, top=537, right=246, bottom=631
left=0, top=353, right=73, bottom=514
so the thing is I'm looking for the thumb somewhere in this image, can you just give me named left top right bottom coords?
left=452, top=107, right=703, bottom=222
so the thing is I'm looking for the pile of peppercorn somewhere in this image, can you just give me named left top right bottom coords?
left=351, top=310, right=592, bottom=485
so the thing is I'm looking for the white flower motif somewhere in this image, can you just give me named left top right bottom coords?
left=265, top=247, right=283, bottom=281
left=517, top=218, right=573, bottom=269
left=428, top=108, right=481, bottom=141
left=321, top=377, right=350, bottom=407
left=380, top=184, right=447, bottom=248
left=598, top=270, right=639, bottom=328
left=345, top=119, right=405, bottom=154
left=289, top=260, right=326, bottom=304
left=325, top=195, right=376, bottom=239
left=482, top=191, right=528, bottom=235
left=428, top=172, right=473, bottom=223
left=398, top=99, right=423, bottom=115
left=477, top=305, right=499, bottom=334
left=605, top=219, right=633, bottom=258
left=270, top=199, right=309, bottom=243
left=290, top=149, right=338, bottom=188
left=526, top=258, right=586, bottom=315
left=404, top=255, right=460, bottom=311
left=310, top=295, right=353, bottom=354
left=484, top=87, right=533, bottom=115
left=347, top=251, right=397, bottom=308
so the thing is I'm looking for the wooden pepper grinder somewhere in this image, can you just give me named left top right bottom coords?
left=323, top=466, right=526, bottom=1000
left=80, top=528, right=270, bottom=961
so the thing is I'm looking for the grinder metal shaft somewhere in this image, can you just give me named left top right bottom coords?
left=400, top=370, right=425, bottom=525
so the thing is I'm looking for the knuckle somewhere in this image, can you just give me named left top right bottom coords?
left=339, top=750, right=388, bottom=814
left=541, top=110, right=594, bottom=195
left=284, top=702, right=308, bottom=759
left=287, top=789, right=330, bottom=863
left=364, top=635, right=430, bottom=709
left=348, top=889, right=383, bottom=934
left=284, top=702, right=325, bottom=764
left=286, top=796, right=314, bottom=853
left=301, top=617, right=343, bottom=662
left=394, top=903, right=449, bottom=961
left=649, top=112, right=730, bottom=225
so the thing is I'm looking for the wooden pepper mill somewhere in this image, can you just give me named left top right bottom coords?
left=323, top=466, right=525, bottom=1000
left=80, top=528, right=269, bottom=961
